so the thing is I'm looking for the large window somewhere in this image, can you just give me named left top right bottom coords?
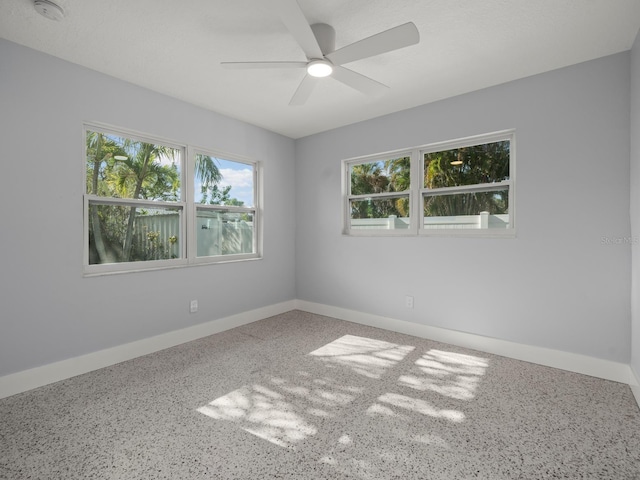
left=84, top=125, right=260, bottom=274
left=343, top=131, right=514, bottom=236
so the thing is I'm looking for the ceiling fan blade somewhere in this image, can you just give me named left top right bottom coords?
left=289, top=75, right=319, bottom=106
left=273, top=0, right=324, bottom=59
left=326, top=22, right=419, bottom=66
left=331, top=66, right=389, bottom=96
left=221, top=61, right=307, bottom=69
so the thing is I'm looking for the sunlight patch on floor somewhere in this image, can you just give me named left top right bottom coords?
left=197, top=384, right=317, bottom=448
left=375, top=392, right=465, bottom=422
left=308, top=335, right=415, bottom=379
left=198, top=339, right=483, bottom=452
left=398, top=349, right=488, bottom=400
left=197, top=372, right=361, bottom=449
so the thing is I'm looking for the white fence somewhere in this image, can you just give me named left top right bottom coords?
left=351, top=212, right=509, bottom=230
left=197, top=213, right=253, bottom=256
left=132, top=212, right=253, bottom=257
left=134, top=214, right=180, bottom=258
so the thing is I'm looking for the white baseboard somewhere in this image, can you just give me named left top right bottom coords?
left=295, top=300, right=634, bottom=386
left=0, top=300, right=296, bottom=400
left=631, top=367, right=640, bottom=410
left=3, top=299, right=638, bottom=408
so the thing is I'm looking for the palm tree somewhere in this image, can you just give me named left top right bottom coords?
left=350, top=159, right=411, bottom=219
left=118, top=142, right=179, bottom=260
left=195, top=154, right=223, bottom=197
left=86, top=133, right=224, bottom=263
left=350, top=162, right=387, bottom=195
left=86, top=131, right=126, bottom=263
left=385, top=156, right=411, bottom=216
left=350, top=162, right=390, bottom=218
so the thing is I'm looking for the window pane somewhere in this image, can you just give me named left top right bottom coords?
left=195, top=155, right=254, bottom=207
left=197, top=208, right=255, bottom=257
left=350, top=156, right=410, bottom=195
left=88, top=203, right=181, bottom=264
left=350, top=196, right=410, bottom=230
left=424, top=141, right=509, bottom=189
left=423, top=190, right=509, bottom=229
left=86, top=131, right=181, bottom=201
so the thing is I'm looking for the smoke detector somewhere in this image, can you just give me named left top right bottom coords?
left=34, top=0, right=65, bottom=21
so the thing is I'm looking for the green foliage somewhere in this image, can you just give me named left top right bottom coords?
left=224, top=197, right=245, bottom=207
left=195, top=154, right=222, bottom=193
left=424, top=141, right=509, bottom=189
left=139, top=228, right=178, bottom=261
left=87, top=204, right=180, bottom=264
left=350, top=157, right=410, bottom=219
left=348, top=142, right=510, bottom=222
left=86, top=132, right=181, bottom=200
left=201, top=184, right=231, bottom=205
left=200, top=181, right=245, bottom=209
left=424, top=141, right=510, bottom=216
left=385, top=157, right=411, bottom=216
left=199, top=184, right=244, bottom=207
left=87, top=132, right=246, bottom=265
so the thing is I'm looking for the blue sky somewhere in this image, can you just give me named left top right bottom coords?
left=194, top=157, right=254, bottom=207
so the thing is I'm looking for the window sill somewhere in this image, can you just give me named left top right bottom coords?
left=83, top=255, right=262, bottom=277
left=342, top=228, right=517, bottom=238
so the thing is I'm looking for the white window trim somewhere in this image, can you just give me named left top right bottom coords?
left=83, top=123, right=262, bottom=276
left=342, top=130, right=516, bottom=238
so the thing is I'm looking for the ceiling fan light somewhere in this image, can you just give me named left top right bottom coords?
left=307, top=60, right=333, bottom=78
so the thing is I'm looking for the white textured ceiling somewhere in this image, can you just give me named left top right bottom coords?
left=2, top=0, right=640, bottom=138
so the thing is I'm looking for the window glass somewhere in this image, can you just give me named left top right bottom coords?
left=422, top=139, right=511, bottom=231
left=424, top=141, right=509, bottom=189
left=423, top=190, right=509, bottom=230
left=193, top=154, right=257, bottom=259
left=86, top=131, right=181, bottom=200
left=194, top=155, right=254, bottom=207
left=350, top=157, right=410, bottom=195
left=349, top=196, right=411, bottom=230
left=86, top=130, right=183, bottom=266
left=347, top=156, right=411, bottom=232
left=88, top=203, right=181, bottom=264
left=196, top=209, right=255, bottom=257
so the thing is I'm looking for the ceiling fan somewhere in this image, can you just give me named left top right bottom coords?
left=221, top=0, right=420, bottom=106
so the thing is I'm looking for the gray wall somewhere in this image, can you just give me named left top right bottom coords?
left=631, top=30, right=640, bottom=378
left=0, top=39, right=296, bottom=377
left=1, top=37, right=635, bottom=378
left=295, top=52, right=631, bottom=363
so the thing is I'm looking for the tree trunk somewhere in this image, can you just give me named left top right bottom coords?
left=122, top=145, right=152, bottom=261
left=90, top=135, right=109, bottom=263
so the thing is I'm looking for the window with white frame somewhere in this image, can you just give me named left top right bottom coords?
left=346, top=153, right=413, bottom=231
left=343, top=130, right=514, bottom=236
left=84, top=125, right=260, bottom=274
left=193, top=152, right=258, bottom=259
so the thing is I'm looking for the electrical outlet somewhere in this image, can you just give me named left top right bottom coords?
left=405, top=295, right=414, bottom=309
left=190, top=300, right=198, bottom=313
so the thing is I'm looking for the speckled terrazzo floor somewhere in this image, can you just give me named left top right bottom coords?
left=1, top=311, right=639, bottom=479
